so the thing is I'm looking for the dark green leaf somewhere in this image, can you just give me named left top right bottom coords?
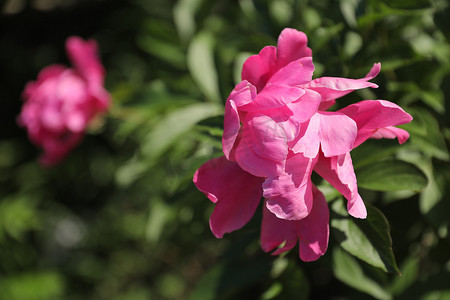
left=331, top=200, right=401, bottom=275
left=332, top=247, right=392, bottom=300
left=356, top=159, right=427, bottom=192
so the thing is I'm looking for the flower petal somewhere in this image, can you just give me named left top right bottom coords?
left=276, top=28, right=312, bottom=68
left=314, top=152, right=367, bottom=218
left=260, top=205, right=297, bottom=255
left=316, top=112, right=357, bottom=157
left=297, top=185, right=330, bottom=261
left=260, top=185, right=329, bottom=261
left=286, top=89, right=322, bottom=124
left=240, top=85, right=305, bottom=112
left=338, top=100, right=413, bottom=147
left=371, top=126, right=410, bottom=144
left=263, top=154, right=317, bottom=220
left=222, top=99, right=240, bottom=161
left=302, top=63, right=381, bottom=104
left=235, top=113, right=288, bottom=177
left=241, top=46, right=277, bottom=92
left=193, top=156, right=264, bottom=238
left=268, top=57, right=314, bottom=86
left=66, top=36, right=105, bottom=86
left=228, top=80, right=257, bottom=107
left=291, top=112, right=357, bottom=158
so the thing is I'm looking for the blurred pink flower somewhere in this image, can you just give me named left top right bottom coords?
left=194, top=28, right=412, bottom=261
left=18, top=36, right=110, bottom=166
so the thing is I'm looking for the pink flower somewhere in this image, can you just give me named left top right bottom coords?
left=194, top=28, right=412, bottom=261
left=18, top=36, right=110, bottom=166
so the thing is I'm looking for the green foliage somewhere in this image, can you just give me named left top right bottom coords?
left=331, top=200, right=400, bottom=275
left=0, top=0, right=449, bottom=299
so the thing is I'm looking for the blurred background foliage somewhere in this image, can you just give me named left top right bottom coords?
left=0, top=0, right=449, bottom=299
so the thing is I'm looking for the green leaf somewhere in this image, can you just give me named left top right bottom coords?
left=173, top=0, right=204, bottom=43
left=0, top=194, right=41, bottom=241
left=340, top=0, right=360, bottom=28
left=0, top=271, right=65, bottom=300
left=331, top=200, right=401, bottom=275
left=379, top=0, right=432, bottom=9
left=187, top=31, right=221, bottom=103
left=141, top=102, right=222, bottom=159
left=389, top=255, right=419, bottom=296
left=356, top=159, right=427, bottom=192
left=137, top=35, right=186, bottom=68
left=351, top=139, right=402, bottom=169
left=343, top=31, right=363, bottom=58
left=403, top=108, right=449, bottom=161
left=332, top=247, right=392, bottom=300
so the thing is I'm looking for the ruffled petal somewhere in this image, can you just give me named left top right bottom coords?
left=263, top=154, right=317, bottom=220
left=66, top=36, right=105, bottom=86
left=290, top=114, right=321, bottom=158
left=297, top=185, right=330, bottom=261
left=371, top=126, right=410, bottom=144
left=268, top=57, right=314, bottom=86
left=228, top=80, right=257, bottom=107
left=260, top=205, right=297, bottom=255
left=276, top=28, right=312, bottom=68
left=303, top=63, right=381, bottom=104
left=240, top=85, right=305, bottom=112
left=241, top=46, right=277, bottom=92
left=315, top=152, right=367, bottom=218
left=291, top=112, right=357, bottom=158
left=316, top=112, right=357, bottom=157
left=260, top=185, right=329, bottom=261
left=193, top=156, right=264, bottom=238
left=338, top=100, right=413, bottom=147
left=235, top=113, right=288, bottom=177
left=222, top=99, right=240, bottom=160
left=286, top=89, right=321, bottom=124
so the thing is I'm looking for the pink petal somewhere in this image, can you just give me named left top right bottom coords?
left=302, top=63, right=381, bottom=103
left=222, top=99, right=240, bottom=160
left=193, top=156, right=264, bottom=238
left=263, top=154, right=317, bottom=220
left=66, top=36, right=105, bottom=86
left=35, top=65, right=67, bottom=83
left=297, top=185, right=330, bottom=261
left=290, top=114, right=321, bottom=158
left=338, top=100, right=413, bottom=147
left=39, top=132, right=83, bottom=167
left=228, top=80, right=257, bottom=107
left=260, top=185, right=329, bottom=261
left=286, top=89, right=322, bottom=124
left=276, top=28, right=312, bottom=68
left=41, top=105, right=64, bottom=132
left=235, top=113, right=288, bottom=177
left=241, top=57, right=314, bottom=112
left=240, top=85, right=305, bottom=112
left=66, top=111, right=86, bottom=132
left=260, top=206, right=297, bottom=255
left=371, top=126, right=410, bottom=144
left=316, top=112, right=357, bottom=157
left=268, top=57, right=314, bottom=86
left=291, top=112, right=357, bottom=158
left=249, top=90, right=320, bottom=143
left=260, top=105, right=300, bottom=142
left=222, top=82, right=258, bottom=161
left=241, top=46, right=277, bottom=92
left=315, top=152, right=367, bottom=218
